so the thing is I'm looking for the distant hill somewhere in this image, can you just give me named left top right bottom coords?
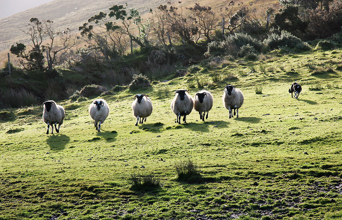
left=0, top=0, right=173, bottom=51
left=0, top=0, right=280, bottom=52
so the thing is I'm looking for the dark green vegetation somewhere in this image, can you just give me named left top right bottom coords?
left=1, top=48, right=342, bottom=219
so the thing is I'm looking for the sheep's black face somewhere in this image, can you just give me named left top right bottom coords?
left=176, top=90, right=186, bottom=100
left=196, top=93, right=206, bottom=103
left=44, top=101, right=53, bottom=112
left=136, top=94, right=145, bottom=103
left=290, top=82, right=302, bottom=94
left=225, top=85, right=234, bottom=96
left=95, top=100, right=103, bottom=110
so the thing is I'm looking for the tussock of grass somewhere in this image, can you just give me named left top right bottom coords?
left=175, top=159, right=202, bottom=183
left=129, top=173, right=161, bottom=191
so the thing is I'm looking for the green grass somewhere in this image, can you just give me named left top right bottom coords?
left=1, top=49, right=342, bottom=219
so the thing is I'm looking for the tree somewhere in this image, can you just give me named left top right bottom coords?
left=266, top=8, right=275, bottom=29
left=187, top=3, right=218, bottom=42
left=272, top=5, right=308, bottom=36
left=150, top=4, right=172, bottom=46
left=10, top=18, right=75, bottom=71
left=279, top=0, right=333, bottom=11
left=79, top=4, right=150, bottom=57
left=150, top=3, right=204, bottom=46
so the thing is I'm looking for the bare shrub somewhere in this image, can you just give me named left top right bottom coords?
left=79, top=84, right=107, bottom=98
left=305, top=2, right=342, bottom=40
left=129, top=74, right=151, bottom=91
left=148, top=50, right=166, bottom=65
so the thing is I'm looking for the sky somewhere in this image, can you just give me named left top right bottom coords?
left=0, top=0, right=54, bottom=19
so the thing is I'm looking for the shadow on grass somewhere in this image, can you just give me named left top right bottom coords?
left=179, top=120, right=229, bottom=132
left=235, top=117, right=261, bottom=123
left=176, top=175, right=217, bottom=184
left=139, top=122, right=164, bottom=133
left=96, top=130, right=118, bottom=142
left=298, top=99, right=318, bottom=105
left=46, top=134, right=70, bottom=151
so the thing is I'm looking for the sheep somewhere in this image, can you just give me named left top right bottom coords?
left=43, top=100, right=65, bottom=134
left=289, top=82, right=302, bottom=99
left=222, top=85, right=244, bottom=118
left=193, top=90, right=213, bottom=121
left=132, top=94, right=153, bottom=126
left=89, top=99, right=110, bottom=132
left=170, top=89, right=193, bottom=124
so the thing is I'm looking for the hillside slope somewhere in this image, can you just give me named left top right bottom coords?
left=0, top=0, right=280, bottom=51
left=0, top=0, right=170, bottom=51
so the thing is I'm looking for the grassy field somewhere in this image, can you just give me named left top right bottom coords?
left=1, top=48, right=342, bottom=219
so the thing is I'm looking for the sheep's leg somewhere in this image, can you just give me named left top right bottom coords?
left=46, top=123, right=50, bottom=134
left=94, top=121, right=98, bottom=131
left=236, top=108, right=239, bottom=118
left=177, top=114, right=181, bottom=124
left=57, top=124, right=61, bottom=133
left=55, top=122, right=59, bottom=133
left=228, top=106, right=232, bottom=118
left=135, top=116, right=139, bottom=126
left=291, top=92, right=293, bottom=98
left=233, top=109, right=236, bottom=116
left=202, top=112, right=205, bottom=121
left=206, top=112, right=209, bottom=119
left=199, top=112, right=202, bottom=120
left=51, top=124, right=54, bottom=134
left=98, top=122, right=101, bottom=132
left=183, top=115, right=187, bottom=124
left=144, top=118, right=147, bottom=122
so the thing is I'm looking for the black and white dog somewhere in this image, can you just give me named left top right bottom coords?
left=289, top=82, right=302, bottom=99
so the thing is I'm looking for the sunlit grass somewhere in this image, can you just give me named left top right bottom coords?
left=0, top=49, right=342, bottom=219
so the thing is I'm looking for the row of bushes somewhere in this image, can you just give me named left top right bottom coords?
left=205, top=30, right=313, bottom=59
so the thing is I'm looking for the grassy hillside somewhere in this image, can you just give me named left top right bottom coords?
left=1, top=48, right=342, bottom=219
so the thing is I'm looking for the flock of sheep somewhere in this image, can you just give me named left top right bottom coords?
left=42, top=82, right=302, bottom=134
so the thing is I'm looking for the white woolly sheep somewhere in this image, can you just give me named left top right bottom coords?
left=132, top=94, right=153, bottom=126
left=170, top=89, right=193, bottom=124
left=89, top=99, right=110, bottom=132
left=43, top=100, right=65, bottom=134
left=289, top=82, right=302, bottom=99
left=194, top=90, right=213, bottom=121
left=222, top=85, right=244, bottom=118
